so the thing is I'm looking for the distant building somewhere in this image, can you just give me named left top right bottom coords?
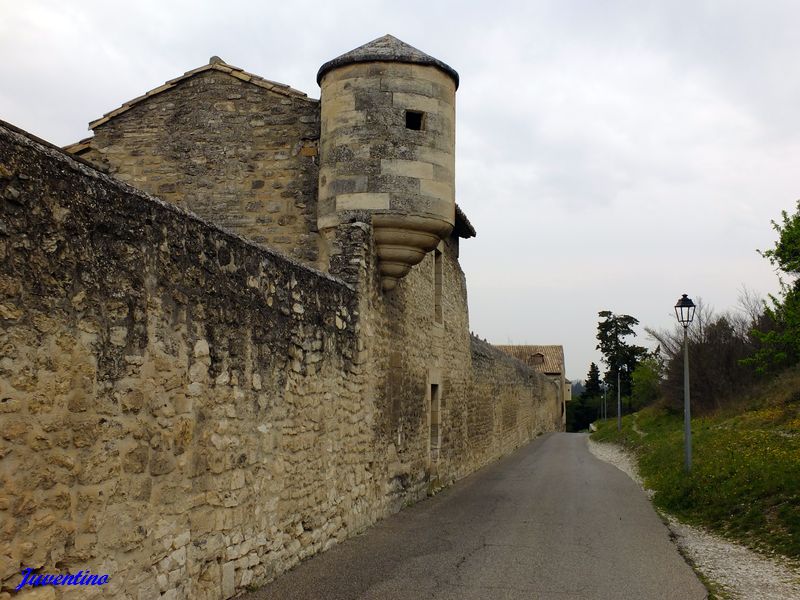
left=497, top=345, right=570, bottom=425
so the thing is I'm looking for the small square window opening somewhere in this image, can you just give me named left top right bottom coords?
left=405, top=110, right=424, bottom=130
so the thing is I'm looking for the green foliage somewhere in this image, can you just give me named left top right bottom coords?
left=747, top=286, right=800, bottom=374
left=748, top=200, right=800, bottom=374
left=596, top=311, right=649, bottom=409
left=592, top=369, right=800, bottom=559
left=760, top=200, right=800, bottom=276
left=583, top=362, right=603, bottom=398
left=566, top=393, right=601, bottom=432
left=596, top=311, right=640, bottom=368
left=631, top=355, right=662, bottom=410
left=568, top=362, right=624, bottom=431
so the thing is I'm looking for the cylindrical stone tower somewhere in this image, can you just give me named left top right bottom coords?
left=317, top=35, right=459, bottom=290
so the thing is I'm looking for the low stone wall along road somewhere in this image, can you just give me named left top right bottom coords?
left=243, top=433, right=707, bottom=600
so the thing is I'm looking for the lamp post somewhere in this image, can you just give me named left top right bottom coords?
left=603, top=383, right=607, bottom=420
left=675, top=293, right=696, bottom=472
left=617, top=367, right=622, bottom=431
left=615, top=365, right=626, bottom=431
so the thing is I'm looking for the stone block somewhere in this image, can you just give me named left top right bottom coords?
left=188, top=361, right=208, bottom=383
left=320, top=94, right=355, bottom=114
left=392, top=92, right=439, bottom=113
left=149, top=452, right=176, bottom=476
left=221, top=561, right=235, bottom=598
left=122, top=389, right=145, bottom=413
left=380, top=159, right=434, bottom=180
left=327, top=109, right=365, bottom=131
left=14, top=587, right=56, bottom=600
left=123, top=444, right=149, bottom=474
left=194, top=339, right=210, bottom=359
left=335, top=193, right=390, bottom=211
left=173, top=530, right=190, bottom=549
left=138, top=579, right=160, bottom=599
left=379, top=76, right=434, bottom=96
left=419, top=179, right=453, bottom=201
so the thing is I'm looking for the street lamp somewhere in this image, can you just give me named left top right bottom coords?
left=675, top=293, right=696, bottom=472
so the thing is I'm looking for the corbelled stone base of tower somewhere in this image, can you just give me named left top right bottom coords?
left=373, top=214, right=452, bottom=290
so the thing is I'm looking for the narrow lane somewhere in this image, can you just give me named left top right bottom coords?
left=244, top=433, right=707, bottom=600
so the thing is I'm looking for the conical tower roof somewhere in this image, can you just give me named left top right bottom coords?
left=317, top=34, right=459, bottom=88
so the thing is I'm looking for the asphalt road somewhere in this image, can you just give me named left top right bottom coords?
left=243, top=433, right=707, bottom=600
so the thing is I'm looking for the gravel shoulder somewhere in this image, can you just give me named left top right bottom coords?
left=587, top=437, right=800, bottom=600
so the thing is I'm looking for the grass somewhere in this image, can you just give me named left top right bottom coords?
left=592, top=367, right=800, bottom=559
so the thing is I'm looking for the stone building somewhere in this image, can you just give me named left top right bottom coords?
left=0, top=35, right=564, bottom=599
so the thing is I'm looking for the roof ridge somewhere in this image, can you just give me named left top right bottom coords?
left=88, top=58, right=312, bottom=130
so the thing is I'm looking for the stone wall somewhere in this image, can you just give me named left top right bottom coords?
left=331, top=214, right=558, bottom=511
left=1, top=123, right=364, bottom=600
left=0, top=122, right=561, bottom=600
left=74, top=67, right=321, bottom=265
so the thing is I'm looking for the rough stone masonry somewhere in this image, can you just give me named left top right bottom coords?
left=0, top=34, right=565, bottom=600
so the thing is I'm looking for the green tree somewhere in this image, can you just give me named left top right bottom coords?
left=565, top=363, right=606, bottom=431
left=761, top=200, right=800, bottom=277
left=748, top=200, right=800, bottom=374
left=566, top=394, right=602, bottom=432
left=631, top=355, right=662, bottom=410
left=583, top=362, right=603, bottom=398
left=596, top=311, right=649, bottom=411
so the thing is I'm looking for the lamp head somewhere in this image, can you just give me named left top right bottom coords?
left=674, top=293, right=696, bottom=327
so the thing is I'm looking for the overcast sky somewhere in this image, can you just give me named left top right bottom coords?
left=2, top=0, right=798, bottom=380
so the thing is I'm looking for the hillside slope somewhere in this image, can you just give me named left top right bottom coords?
left=592, top=367, right=800, bottom=558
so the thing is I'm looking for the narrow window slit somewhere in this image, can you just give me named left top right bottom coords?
left=434, top=249, right=443, bottom=324
left=430, top=383, right=440, bottom=460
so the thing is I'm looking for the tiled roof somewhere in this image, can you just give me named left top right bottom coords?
left=496, top=345, right=565, bottom=375
left=87, top=56, right=312, bottom=130
left=317, top=34, right=459, bottom=88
